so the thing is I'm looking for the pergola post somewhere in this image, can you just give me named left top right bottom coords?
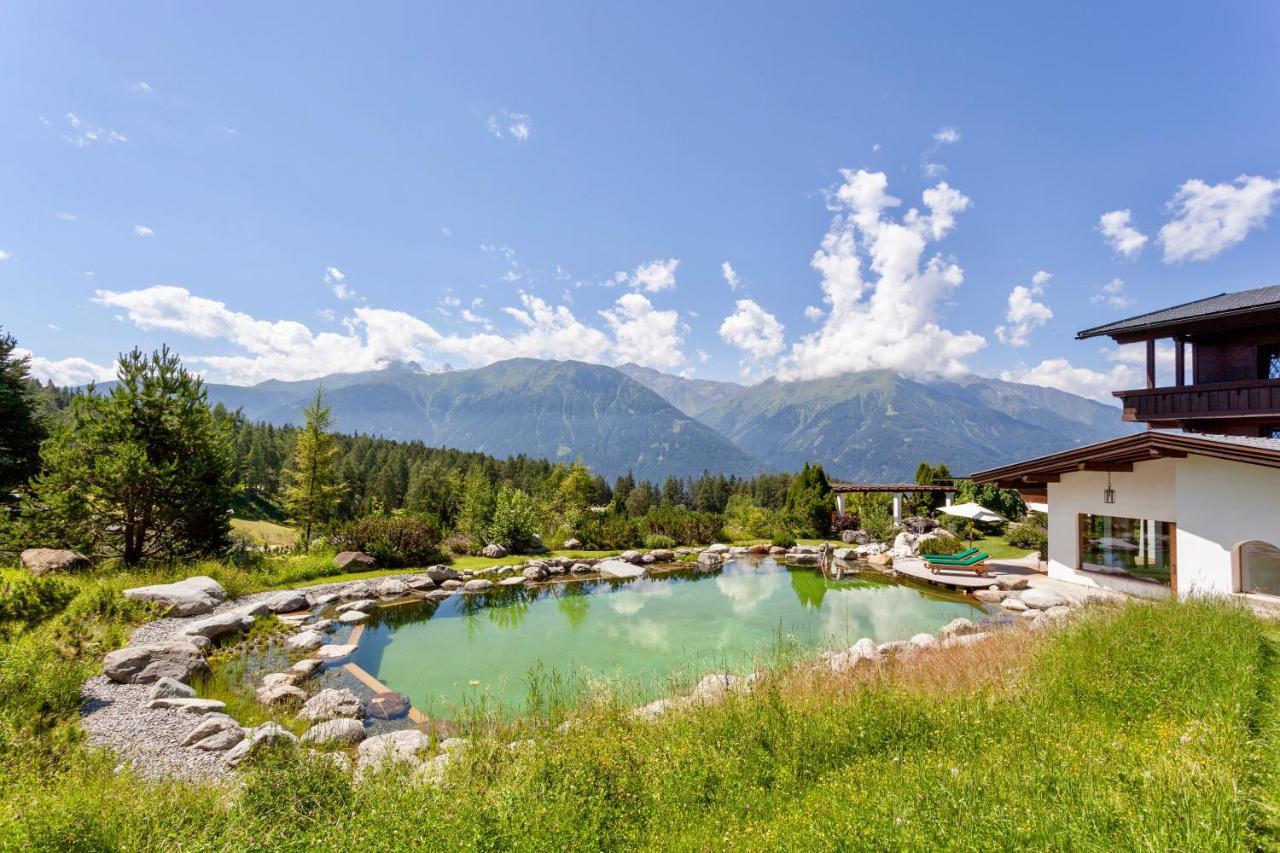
left=1175, top=337, right=1186, bottom=387
left=892, top=492, right=903, bottom=525
left=835, top=493, right=845, bottom=516
left=944, top=492, right=954, bottom=508
left=1146, top=339, right=1157, bottom=389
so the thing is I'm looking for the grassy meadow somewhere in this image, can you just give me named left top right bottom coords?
left=0, top=547, right=1277, bottom=850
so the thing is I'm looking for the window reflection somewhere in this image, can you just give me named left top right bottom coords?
left=1079, top=514, right=1173, bottom=586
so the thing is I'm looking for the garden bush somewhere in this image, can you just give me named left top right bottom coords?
left=1006, top=515, right=1048, bottom=559
left=642, top=534, right=675, bottom=550
left=0, top=574, right=79, bottom=637
left=573, top=513, right=642, bottom=550
left=640, top=506, right=723, bottom=545
left=916, top=535, right=967, bottom=556
left=770, top=530, right=797, bottom=549
left=487, top=486, right=541, bottom=553
left=329, top=515, right=444, bottom=567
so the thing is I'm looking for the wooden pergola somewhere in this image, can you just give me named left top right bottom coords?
left=830, top=482, right=958, bottom=525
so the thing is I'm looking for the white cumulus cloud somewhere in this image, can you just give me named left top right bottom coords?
left=600, top=292, right=684, bottom=370
left=487, top=111, right=532, bottom=142
left=1097, top=209, right=1148, bottom=258
left=1159, top=174, right=1280, bottom=262
left=16, top=348, right=115, bottom=386
left=775, top=169, right=983, bottom=381
left=995, top=270, right=1053, bottom=347
left=619, top=258, right=679, bottom=293
left=719, top=299, right=785, bottom=364
left=134, top=225, right=154, bottom=237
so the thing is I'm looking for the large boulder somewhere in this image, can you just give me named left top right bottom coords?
left=225, top=722, right=298, bottom=768
left=522, top=565, right=548, bottom=581
left=901, top=516, right=939, bottom=535
left=256, top=684, right=306, bottom=706
left=148, top=676, right=197, bottom=701
left=301, top=717, right=367, bottom=747
left=356, top=729, right=429, bottom=773
left=940, top=617, right=981, bottom=639
left=263, top=591, right=310, bottom=613
left=1021, top=587, right=1069, bottom=611
left=840, top=530, right=871, bottom=545
left=462, top=578, right=493, bottom=592
left=866, top=553, right=893, bottom=567
left=298, top=687, right=365, bottom=722
left=336, top=598, right=378, bottom=613
left=334, top=551, right=377, bottom=571
left=181, top=714, right=241, bottom=748
left=181, top=611, right=252, bottom=642
left=285, top=630, right=326, bottom=652
left=481, top=543, right=508, bottom=558
left=148, top=697, right=227, bottom=713
left=597, top=559, right=645, bottom=579
left=648, top=549, right=676, bottom=562
left=426, top=566, right=462, bottom=584
left=375, top=578, right=410, bottom=599
left=316, top=643, right=357, bottom=659
left=122, top=576, right=226, bottom=617
left=890, top=532, right=924, bottom=559
left=704, top=543, right=731, bottom=555
left=20, top=548, right=90, bottom=576
left=338, top=610, right=368, bottom=624
left=562, top=538, right=582, bottom=550
left=103, top=642, right=209, bottom=684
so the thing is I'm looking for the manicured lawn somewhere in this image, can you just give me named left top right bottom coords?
left=230, top=517, right=297, bottom=548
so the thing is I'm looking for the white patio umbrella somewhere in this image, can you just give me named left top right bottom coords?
left=940, top=502, right=1009, bottom=524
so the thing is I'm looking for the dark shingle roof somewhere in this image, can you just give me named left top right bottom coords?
left=1077, top=284, right=1280, bottom=340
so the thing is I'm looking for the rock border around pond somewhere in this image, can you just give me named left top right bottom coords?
left=82, top=546, right=1089, bottom=783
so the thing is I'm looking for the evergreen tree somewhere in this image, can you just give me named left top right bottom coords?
left=0, top=330, right=45, bottom=501
left=283, top=389, right=344, bottom=547
left=488, top=484, right=540, bottom=552
left=25, top=347, right=234, bottom=564
left=457, top=465, right=496, bottom=542
left=782, top=462, right=834, bottom=538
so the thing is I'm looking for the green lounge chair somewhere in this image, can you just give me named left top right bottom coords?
left=920, top=547, right=979, bottom=562
left=925, top=551, right=990, bottom=577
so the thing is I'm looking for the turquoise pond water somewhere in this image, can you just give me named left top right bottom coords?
left=348, top=557, right=990, bottom=717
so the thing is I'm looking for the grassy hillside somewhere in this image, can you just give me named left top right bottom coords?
left=229, top=518, right=296, bottom=549
left=0, top=557, right=1277, bottom=850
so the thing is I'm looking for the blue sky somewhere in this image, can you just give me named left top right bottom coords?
left=2, top=2, right=1278, bottom=400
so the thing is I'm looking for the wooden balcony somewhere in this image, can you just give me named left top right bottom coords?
left=1115, top=378, right=1280, bottom=425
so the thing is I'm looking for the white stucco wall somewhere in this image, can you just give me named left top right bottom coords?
left=1045, top=459, right=1177, bottom=599
left=1174, top=455, right=1280, bottom=597
left=1044, top=454, right=1280, bottom=598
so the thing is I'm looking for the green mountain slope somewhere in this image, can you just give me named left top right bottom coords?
left=615, top=363, right=745, bottom=417
left=203, top=358, right=762, bottom=481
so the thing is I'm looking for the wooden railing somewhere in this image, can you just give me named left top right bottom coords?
left=1115, top=378, right=1280, bottom=422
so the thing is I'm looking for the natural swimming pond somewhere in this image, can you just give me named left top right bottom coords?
left=346, top=557, right=991, bottom=717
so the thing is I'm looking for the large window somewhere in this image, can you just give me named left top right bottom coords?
left=1079, top=514, right=1174, bottom=586
left=1239, top=541, right=1280, bottom=597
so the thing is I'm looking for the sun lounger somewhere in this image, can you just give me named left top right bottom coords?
left=920, top=547, right=978, bottom=562
left=925, top=551, right=990, bottom=577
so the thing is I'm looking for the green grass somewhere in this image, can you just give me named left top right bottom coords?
left=230, top=518, right=297, bottom=548
left=2, top=578, right=1280, bottom=849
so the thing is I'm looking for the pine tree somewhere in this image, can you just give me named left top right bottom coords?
left=456, top=465, right=495, bottom=543
left=0, top=329, right=45, bottom=501
left=24, top=347, right=234, bottom=564
left=283, top=389, right=344, bottom=548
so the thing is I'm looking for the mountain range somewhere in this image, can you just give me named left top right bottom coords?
left=196, top=358, right=1137, bottom=481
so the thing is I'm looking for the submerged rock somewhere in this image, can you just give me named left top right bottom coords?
left=596, top=559, right=645, bottom=579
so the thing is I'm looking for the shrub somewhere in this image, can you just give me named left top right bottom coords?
left=861, top=500, right=897, bottom=544
left=770, top=530, right=797, bottom=549
left=782, top=462, right=834, bottom=538
left=443, top=533, right=476, bottom=556
left=1007, top=519, right=1048, bottom=559
left=488, top=486, right=541, bottom=553
left=641, top=506, right=724, bottom=546
left=916, top=535, right=967, bottom=556
left=643, top=534, right=675, bottom=550
left=723, top=494, right=775, bottom=539
left=0, top=575, right=79, bottom=636
left=573, top=513, right=642, bottom=550
left=330, top=515, right=444, bottom=567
